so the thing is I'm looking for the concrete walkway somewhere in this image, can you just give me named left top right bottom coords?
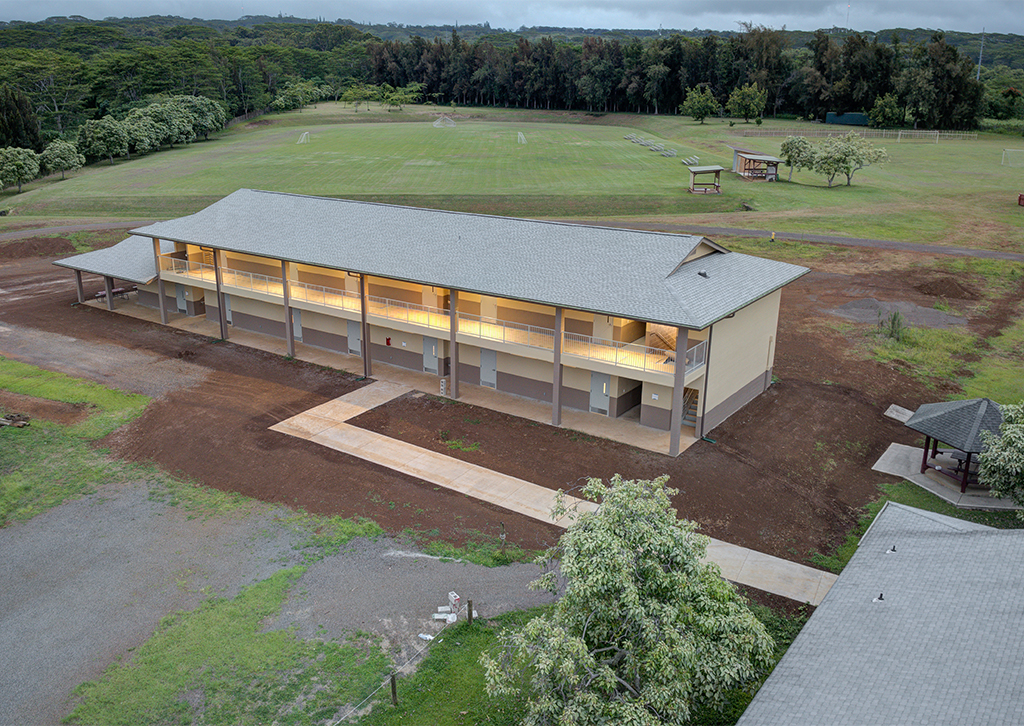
left=273, top=381, right=838, bottom=606
left=873, top=443, right=1021, bottom=511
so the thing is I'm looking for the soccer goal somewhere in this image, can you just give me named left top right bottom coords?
left=432, top=116, right=456, bottom=128
left=1001, top=149, right=1024, bottom=166
left=296, top=132, right=310, bottom=144
left=517, top=132, right=527, bottom=144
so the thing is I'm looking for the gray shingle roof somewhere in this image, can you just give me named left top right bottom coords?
left=124, top=189, right=806, bottom=330
left=738, top=502, right=1024, bottom=726
left=52, top=236, right=174, bottom=285
left=905, top=398, right=1004, bottom=453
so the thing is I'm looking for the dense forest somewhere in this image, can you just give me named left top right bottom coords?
left=0, top=14, right=1022, bottom=149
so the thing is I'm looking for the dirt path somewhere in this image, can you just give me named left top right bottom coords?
left=0, top=220, right=158, bottom=242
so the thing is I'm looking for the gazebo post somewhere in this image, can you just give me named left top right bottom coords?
left=921, top=436, right=931, bottom=474
left=931, top=438, right=939, bottom=458
left=961, top=452, right=972, bottom=493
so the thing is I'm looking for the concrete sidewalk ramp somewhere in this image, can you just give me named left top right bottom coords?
left=272, top=382, right=837, bottom=605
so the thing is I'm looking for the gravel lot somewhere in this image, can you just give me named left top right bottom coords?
left=0, top=478, right=554, bottom=725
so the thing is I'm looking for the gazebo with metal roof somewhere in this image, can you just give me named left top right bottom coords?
left=905, top=397, right=1003, bottom=493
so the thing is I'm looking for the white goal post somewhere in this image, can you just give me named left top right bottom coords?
left=1001, top=149, right=1024, bottom=166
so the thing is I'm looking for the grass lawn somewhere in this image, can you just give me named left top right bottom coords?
left=2, top=104, right=1021, bottom=251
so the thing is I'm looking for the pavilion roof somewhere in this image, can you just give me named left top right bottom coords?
left=904, top=398, right=1003, bottom=453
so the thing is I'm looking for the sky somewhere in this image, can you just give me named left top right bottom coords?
left=1, top=0, right=1020, bottom=36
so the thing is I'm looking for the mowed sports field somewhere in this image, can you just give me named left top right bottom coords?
left=3, top=103, right=1023, bottom=252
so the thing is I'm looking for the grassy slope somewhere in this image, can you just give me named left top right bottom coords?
left=3, top=105, right=1021, bottom=251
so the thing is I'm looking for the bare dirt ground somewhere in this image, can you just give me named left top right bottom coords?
left=2, top=238, right=1020, bottom=564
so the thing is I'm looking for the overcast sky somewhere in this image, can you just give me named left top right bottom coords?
left=1, top=0, right=1020, bottom=36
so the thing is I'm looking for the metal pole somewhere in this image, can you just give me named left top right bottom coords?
left=213, top=250, right=228, bottom=340
left=281, top=260, right=294, bottom=358
left=450, top=289, right=460, bottom=398
left=360, top=273, right=372, bottom=377
left=104, top=276, right=114, bottom=311
left=74, top=270, right=84, bottom=304
left=152, top=238, right=168, bottom=325
left=552, top=307, right=563, bottom=426
left=669, top=327, right=690, bottom=456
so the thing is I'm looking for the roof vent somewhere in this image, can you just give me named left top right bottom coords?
left=887, top=545, right=897, bottom=554
left=698, top=270, right=709, bottom=278
left=873, top=593, right=885, bottom=603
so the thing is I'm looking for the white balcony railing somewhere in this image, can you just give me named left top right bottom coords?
left=367, top=295, right=450, bottom=331
left=457, top=313, right=555, bottom=351
left=160, top=258, right=707, bottom=377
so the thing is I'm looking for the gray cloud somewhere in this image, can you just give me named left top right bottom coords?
left=2, top=0, right=1019, bottom=34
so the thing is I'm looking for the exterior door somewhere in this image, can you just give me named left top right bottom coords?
left=480, top=348, right=497, bottom=389
left=423, top=337, right=438, bottom=374
left=347, top=319, right=361, bottom=356
left=292, top=308, right=303, bottom=342
left=175, top=285, right=187, bottom=313
left=223, top=294, right=232, bottom=325
left=590, top=371, right=610, bottom=415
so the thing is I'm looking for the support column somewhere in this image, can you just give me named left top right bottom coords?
left=213, top=250, right=228, bottom=340
left=74, top=270, right=84, bottom=304
left=449, top=289, right=460, bottom=398
left=552, top=307, right=564, bottom=426
left=921, top=436, right=931, bottom=474
left=281, top=260, right=295, bottom=358
left=359, top=273, right=372, bottom=378
left=152, top=238, right=167, bottom=325
left=669, top=327, right=690, bottom=457
left=103, top=276, right=114, bottom=311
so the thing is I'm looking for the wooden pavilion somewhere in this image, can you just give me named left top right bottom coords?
left=905, top=398, right=1003, bottom=493
left=735, top=152, right=782, bottom=181
left=686, top=165, right=724, bottom=194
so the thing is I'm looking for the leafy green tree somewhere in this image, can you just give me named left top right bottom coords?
left=779, top=135, right=815, bottom=181
left=0, top=84, right=43, bottom=152
left=379, top=81, right=422, bottom=110
left=869, top=92, right=904, bottom=128
left=812, top=131, right=888, bottom=187
left=138, top=101, right=195, bottom=147
left=123, top=108, right=165, bottom=156
left=980, top=404, right=1024, bottom=516
left=169, top=95, right=226, bottom=140
left=39, top=138, right=84, bottom=180
left=726, top=81, right=768, bottom=122
left=680, top=86, right=722, bottom=123
left=0, top=147, right=40, bottom=192
left=481, top=475, right=774, bottom=726
left=341, top=82, right=379, bottom=111
left=76, top=115, right=128, bottom=165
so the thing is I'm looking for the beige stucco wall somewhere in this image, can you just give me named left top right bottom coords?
left=703, top=289, right=781, bottom=415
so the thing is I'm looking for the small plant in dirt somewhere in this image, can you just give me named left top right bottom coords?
left=877, top=309, right=907, bottom=342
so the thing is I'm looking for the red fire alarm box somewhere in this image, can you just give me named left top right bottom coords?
left=1018, top=194, right=1024, bottom=207
left=386, top=337, right=391, bottom=346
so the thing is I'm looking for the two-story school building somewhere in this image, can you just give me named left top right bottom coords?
left=56, top=189, right=808, bottom=456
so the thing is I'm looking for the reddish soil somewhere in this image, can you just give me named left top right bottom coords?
left=1, top=235, right=1020, bottom=565
left=0, top=236, right=76, bottom=259
left=0, top=390, right=90, bottom=426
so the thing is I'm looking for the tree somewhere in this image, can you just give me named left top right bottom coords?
left=869, top=92, right=904, bottom=128
left=812, top=131, right=888, bottom=187
left=169, top=95, right=226, bottom=140
left=726, top=81, right=768, bottom=122
left=0, top=84, right=43, bottom=152
left=980, top=404, right=1024, bottom=517
left=123, top=108, right=165, bottom=157
left=481, top=475, right=774, bottom=725
left=779, top=135, right=814, bottom=181
left=680, top=86, right=722, bottom=123
left=379, top=81, right=422, bottom=110
left=76, top=115, right=128, bottom=165
left=39, top=138, right=84, bottom=180
left=0, top=147, right=40, bottom=192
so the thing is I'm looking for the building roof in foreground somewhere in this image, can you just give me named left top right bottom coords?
left=737, top=502, right=1024, bottom=726
left=110, top=189, right=806, bottom=330
left=53, top=236, right=174, bottom=285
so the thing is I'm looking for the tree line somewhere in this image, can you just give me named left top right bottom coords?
left=1, top=17, right=1018, bottom=142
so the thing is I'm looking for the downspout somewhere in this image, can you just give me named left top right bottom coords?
left=698, top=325, right=713, bottom=439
